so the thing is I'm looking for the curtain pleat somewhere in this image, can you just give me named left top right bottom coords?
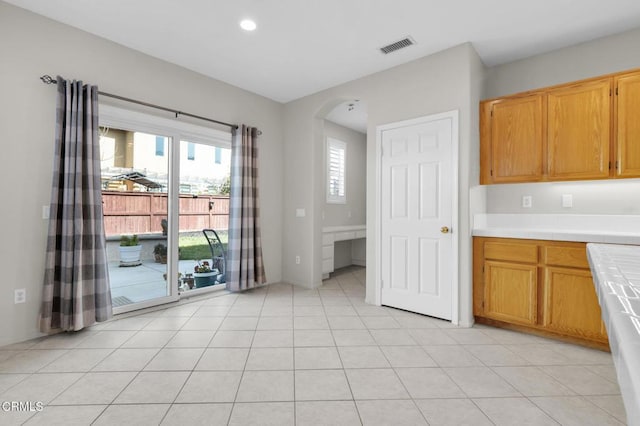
left=227, top=125, right=266, bottom=291
left=39, top=76, right=112, bottom=332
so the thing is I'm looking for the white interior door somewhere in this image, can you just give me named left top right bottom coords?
left=380, top=112, right=456, bottom=320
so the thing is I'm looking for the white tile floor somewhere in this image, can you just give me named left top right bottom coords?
left=0, top=267, right=628, bottom=425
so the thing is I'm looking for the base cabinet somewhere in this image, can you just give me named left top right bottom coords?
left=484, top=261, right=537, bottom=325
left=543, top=267, right=607, bottom=341
left=474, top=237, right=608, bottom=348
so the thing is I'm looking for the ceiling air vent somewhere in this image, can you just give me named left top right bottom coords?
left=380, top=36, right=415, bottom=54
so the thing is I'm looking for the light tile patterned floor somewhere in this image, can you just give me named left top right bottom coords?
left=0, top=267, right=628, bottom=425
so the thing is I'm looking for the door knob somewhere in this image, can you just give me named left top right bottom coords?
left=440, top=226, right=450, bottom=234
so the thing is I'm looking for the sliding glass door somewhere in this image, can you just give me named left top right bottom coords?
left=99, top=127, right=177, bottom=313
left=99, top=105, right=232, bottom=314
left=176, top=140, right=231, bottom=295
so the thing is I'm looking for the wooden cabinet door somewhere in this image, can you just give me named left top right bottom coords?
left=484, top=261, right=537, bottom=325
left=547, top=78, right=612, bottom=180
left=488, top=95, right=544, bottom=183
left=543, top=267, right=607, bottom=341
left=615, top=72, right=640, bottom=177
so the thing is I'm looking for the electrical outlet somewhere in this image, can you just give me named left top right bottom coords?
left=522, top=195, right=532, bottom=208
left=42, top=205, right=50, bottom=219
left=14, top=288, right=26, bottom=304
left=562, top=194, right=573, bottom=208
left=295, top=256, right=301, bottom=265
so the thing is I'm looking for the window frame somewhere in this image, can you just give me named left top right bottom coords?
left=326, top=137, right=347, bottom=204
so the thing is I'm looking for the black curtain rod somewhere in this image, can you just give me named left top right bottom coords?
left=40, top=75, right=239, bottom=131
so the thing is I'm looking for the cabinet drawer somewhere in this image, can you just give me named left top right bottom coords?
left=322, top=233, right=334, bottom=245
left=322, top=258, right=334, bottom=274
left=484, top=241, right=538, bottom=263
left=354, top=230, right=366, bottom=239
left=322, top=245, right=334, bottom=260
left=334, top=231, right=355, bottom=241
left=543, top=245, right=589, bottom=269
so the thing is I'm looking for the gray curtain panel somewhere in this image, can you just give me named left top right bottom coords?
left=227, top=125, right=267, bottom=291
left=39, top=76, right=112, bottom=333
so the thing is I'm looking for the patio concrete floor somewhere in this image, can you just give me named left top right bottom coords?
left=108, top=259, right=214, bottom=306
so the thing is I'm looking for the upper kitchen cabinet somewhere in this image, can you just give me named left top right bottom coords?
left=615, top=71, right=640, bottom=178
left=480, top=68, right=640, bottom=184
left=547, top=78, right=611, bottom=181
left=482, top=94, right=544, bottom=183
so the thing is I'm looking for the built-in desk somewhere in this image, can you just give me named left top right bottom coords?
left=322, top=225, right=366, bottom=278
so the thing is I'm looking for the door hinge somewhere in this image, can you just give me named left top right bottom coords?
left=490, top=170, right=493, bottom=176
left=616, top=87, right=619, bottom=96
left=609, top=89, right=612, bottom=96
left=616, top=160, right=619, bottom=170
left=608, top=161, right=612, bottom=170
left=482, top=301, right=485, bottom=308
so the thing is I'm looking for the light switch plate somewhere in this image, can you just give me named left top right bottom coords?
left=296, top=208, right=306, bottom=217
left=522, top=195, right=532, bottom=208
left=562, top=194, right=573, bottom=208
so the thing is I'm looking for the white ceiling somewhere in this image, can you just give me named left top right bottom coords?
left=6, top=0, right=640, bottom=103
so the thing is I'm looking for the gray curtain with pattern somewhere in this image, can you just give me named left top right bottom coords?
left=39, top=76, right=112, bottom=332
left=226, top=125, right=266, bottom=291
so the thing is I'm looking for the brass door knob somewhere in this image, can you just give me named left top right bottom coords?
left=440, top=226, right=450, bottom=234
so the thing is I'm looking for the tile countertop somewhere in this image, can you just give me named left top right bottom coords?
left=472, top=214, right=640, bottom=244
left=587, top=244, right=640, bottom=426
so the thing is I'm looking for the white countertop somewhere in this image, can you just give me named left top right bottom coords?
left=473, top=214, right=640, bottom=244
left=322, top=224, right=366, bottom=233
left=587, top=243, right=640, bottom=425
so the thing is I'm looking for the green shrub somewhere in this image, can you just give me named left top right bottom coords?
left=120, top=234, right=139, bottom=246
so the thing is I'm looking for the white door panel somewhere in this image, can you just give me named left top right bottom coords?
left=381, top=114, right=455, bottom=320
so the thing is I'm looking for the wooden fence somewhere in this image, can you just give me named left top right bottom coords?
left=102, top=191, right=229, bottom=236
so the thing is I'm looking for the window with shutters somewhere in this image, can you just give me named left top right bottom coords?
left=327, top=137, right=346, bottom=204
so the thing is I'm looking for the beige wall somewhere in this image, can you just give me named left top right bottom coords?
left=0, top=2, right=284, bottom=346
left=283, top=43, right=485, bottom=326
left=482, top=27, right=640, bottom=216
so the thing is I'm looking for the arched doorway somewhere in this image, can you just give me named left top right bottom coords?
left=312, top=99, right=368, bottom=286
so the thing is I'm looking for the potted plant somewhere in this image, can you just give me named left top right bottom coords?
left=153, top=243, right=167, bottom=264
left=119, top=234, right=142, bottom=266
left=193, top=260, right=217, bottom=288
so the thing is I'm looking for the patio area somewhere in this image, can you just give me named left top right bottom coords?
left=108, top=258, right=221, bottom=307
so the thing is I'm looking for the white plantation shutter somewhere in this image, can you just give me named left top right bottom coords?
left=327, top=138, right=346, bottom=203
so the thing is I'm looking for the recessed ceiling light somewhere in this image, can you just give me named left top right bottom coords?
left=240, top=19, right=257, bottom=31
